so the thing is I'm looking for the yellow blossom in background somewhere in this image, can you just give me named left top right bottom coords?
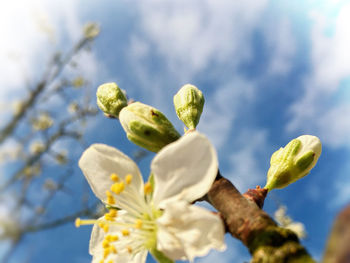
left=43, top=179, right=58, bottom=191
left=23, top=164, right=42, bottom=178
left=83, top=22, right=100, bottom=39
left=30, top=141, right=45, bottom=154
left=31, top=113, right=54, bottom=131
left=12, top=100, right=25, bottom=116
left=55, top=150, right=68, bottom=165
left=68, top=102, right=79, bottom=114
left=274, top=205, right=306, bottom=239
left=72, top=77, right=85, bottom=88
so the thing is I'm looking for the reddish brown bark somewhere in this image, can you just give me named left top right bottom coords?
left=323, top=203, right=350, bottom=263
left=207, top=173, right=315, bottom=262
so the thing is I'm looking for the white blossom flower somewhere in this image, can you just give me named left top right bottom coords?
left=274, top=205, right=306, bottom=239
left=76, top=131, right=226, bottom=263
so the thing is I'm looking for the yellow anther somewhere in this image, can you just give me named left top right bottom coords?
left=107, top=260, right=113, bottom=263
left=135, top=219, right=143, bottom=229
left=98, top=222, right=105, bottom=229
left=121, top=229, right=130, bottom=236
left=110, top=245, right=117, bottom=254
left=125, top=174, right=133, bottom=185
left=104, top=215, right=112, bottom=221
left=103, top=248, right=111, bottom=259
left=102, top=240, right=110, bottom=248
left=99, top=260, right=104, bottom=263
left=111, top=235, right=119, bottom=241
left=109, top=209, right=118, bottom=218
left=144, top=182, right=153, bottom=194
left=75, top=218, right=81, bottom=228
left=106, top=190, right=116, bottom=205
left=127, top=246, right=133, bottom=254
left=107, top=195, right=116, bottom=205
left=110, top=173, right=120, bottom=182
left=111, top=182, right=125, bottom=195
left=103, top=225, right=109, bottom=233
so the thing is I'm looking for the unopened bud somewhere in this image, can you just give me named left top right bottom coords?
left=119, top=102, right=180, bottom=152
left=173, top=84, right=204, bottom=129
left=265, top=135, right=322, bottom=190
left=96, top=82, right=127, bottom=118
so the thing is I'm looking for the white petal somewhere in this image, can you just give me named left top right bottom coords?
left=295, top=135, right=322, bottom=169
left=151, top=131, right=218, bottom=207
left=79, top=144, right=144, bottom=204
left=156, top=201, right=226, bottom=261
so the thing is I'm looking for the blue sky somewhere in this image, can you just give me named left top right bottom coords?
left=1, top=0, right=350, bottom=262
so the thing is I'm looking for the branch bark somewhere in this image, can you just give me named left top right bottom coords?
left=322, top=203, right=350, bottom=263
left=207, top=172, right=315, bottom=263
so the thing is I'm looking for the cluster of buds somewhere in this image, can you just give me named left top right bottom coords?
left=97, top=82, right=205, bottom=152
left=97, top=81, right=323, bottom=190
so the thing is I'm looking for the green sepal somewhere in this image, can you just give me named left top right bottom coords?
left=173, top=84, right=204, bottom=129
left=96, top=82, right=127, bottom=118
left=119, top=102, right=180, bottom=152
left=295, top=151, right=315, bottom=172
left=150, top=248, right=174, bottom=263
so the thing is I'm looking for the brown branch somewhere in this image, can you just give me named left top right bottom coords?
left=207, top=172, right=315, bottom=263
left=322, top=203, right=350, bottom=263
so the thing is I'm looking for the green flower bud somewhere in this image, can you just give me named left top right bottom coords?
left=96, top=82, right=128, bottom=118
left=265, top=135, right=322, bottom=191
left=173, top=84, right=204, bottom=129
left=119, top=102, right=180, bottom=152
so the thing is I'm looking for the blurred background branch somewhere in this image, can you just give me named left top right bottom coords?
left=0, top=22, right=104, bottom=263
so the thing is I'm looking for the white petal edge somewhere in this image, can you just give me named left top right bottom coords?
left=295, top=135, right=322, bottom=169
left=79, top=144, right=144, bottom=204
left=156, top=201, right=226, bottom=262
left=151, top=131, right=218, bottom=208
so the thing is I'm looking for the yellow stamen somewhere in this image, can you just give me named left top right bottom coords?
left=103, top=225, right=109, bottom=233
left=135, top=219, right=143, bottom=229
left=122, top=229, right=130, bottom=236
left=110, top=173, right=120, bottom=182
left=103, top=248, right=111, bottom=259
left=109, top=209, right=118, bottom=218
left=111, top=182, right=125, bottom=195
left=75, top=218, right=81, bottom=228
left=110, top=245, right=117, bottom=254
left=99, top=260, right=104, bottom=263
left=75, top=218, right=98, bottom=227
left=106, top=191, right=116, bottom=205
left=102, top=240, right=110, bottom=248
left=127, top=246, right=133, bottom=254
left=125, top=174, right=133, bottom=185
left=104, top=214, right=113, bottom=221
left=111, top=235, right=119, bottom=241
left=144, top=182, right=153, bottom=194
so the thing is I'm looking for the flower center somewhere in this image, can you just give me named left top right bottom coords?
left=75, top=173, right=161, bottom=262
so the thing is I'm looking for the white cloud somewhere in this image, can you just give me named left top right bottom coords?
left=226, top=129, right=269, bottom=191
left=196, top=235, right=249, bottom=263
left=0, top=0, right=102, bottom=124
left=263, top=17, right=296, bottom=75
left=130, top=0, right=268, bottom=81
left=199, top=77, right=255, bottom=149
left=329, top=160, right=350, bottom=208
left=287, top=3, right=350, bottom=148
